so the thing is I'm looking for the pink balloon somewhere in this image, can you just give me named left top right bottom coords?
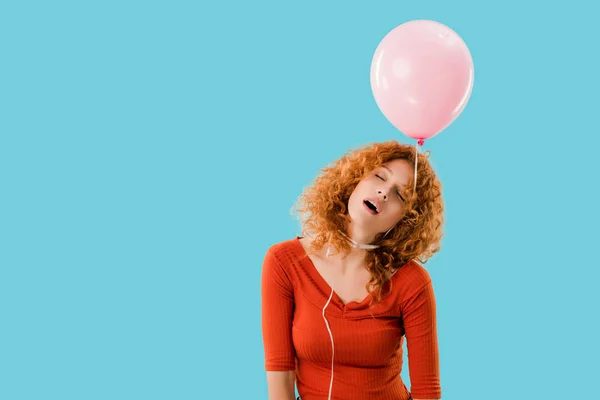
left=370, top=20, right=474, bottom=142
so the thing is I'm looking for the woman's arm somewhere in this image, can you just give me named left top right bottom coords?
left=266, top=371, right=296, bottom=400
left=262, top=248, right=297, bottom=399
left=403, top=279, right=443, bottom=400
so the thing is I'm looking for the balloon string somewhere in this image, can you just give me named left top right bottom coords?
left=413, top=139, right=424, bottom=192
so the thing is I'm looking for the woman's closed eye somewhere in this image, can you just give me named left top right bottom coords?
left=375, top=174, right=404, bottom=201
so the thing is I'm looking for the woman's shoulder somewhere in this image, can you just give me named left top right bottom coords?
left=395, top=259, right=432, bottom=281
left=262, top=237, right=308, bottom=290
left=266, top=236, right=301, bottom=257
left=390, top=259, right=434, bottom=300
left=263, top=236, right=307, bottom=272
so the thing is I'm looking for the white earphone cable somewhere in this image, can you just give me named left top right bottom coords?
left=322, top=288, right=335, bottom=400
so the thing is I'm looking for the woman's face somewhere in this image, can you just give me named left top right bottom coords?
left=347, top=158, right=413, bottom=237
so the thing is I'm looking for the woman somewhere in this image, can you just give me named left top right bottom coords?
left=261, top=140, right=444, bottom=400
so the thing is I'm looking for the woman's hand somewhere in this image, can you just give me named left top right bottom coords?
left=266, top=370, right=296, bottom=400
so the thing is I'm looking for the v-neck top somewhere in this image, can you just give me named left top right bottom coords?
left=261, top=236, right=442, bottom=400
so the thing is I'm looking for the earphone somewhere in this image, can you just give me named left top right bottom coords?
left=322, top=287, right=335, bottom=400
left=321, top=231, right=386, bottom=400
left=314, top=228, right=396, bottom=400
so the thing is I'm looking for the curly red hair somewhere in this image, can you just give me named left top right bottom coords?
left=290, top=140, right=444, bottom=308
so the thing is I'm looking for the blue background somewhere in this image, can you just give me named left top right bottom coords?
left=1, top=1, right=599, bottom=399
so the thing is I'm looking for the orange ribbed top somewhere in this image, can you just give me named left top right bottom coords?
left=261, top=236, right=442, bottom=400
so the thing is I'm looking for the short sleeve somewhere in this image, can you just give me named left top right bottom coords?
left=261, top=248, right=296, bottom=371
left=402, top=279, right=442, bottom=399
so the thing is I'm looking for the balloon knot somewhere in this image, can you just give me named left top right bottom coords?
left=417, top=139, right=425, bottom=146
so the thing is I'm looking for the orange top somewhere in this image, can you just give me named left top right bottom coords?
left=261, top=236, right=442, bottom=400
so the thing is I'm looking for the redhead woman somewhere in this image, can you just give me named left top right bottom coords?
left=261, top=140, right=444, bottom=400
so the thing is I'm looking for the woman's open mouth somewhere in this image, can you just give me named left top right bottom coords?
left=363, top=200, right=379, bottom=215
